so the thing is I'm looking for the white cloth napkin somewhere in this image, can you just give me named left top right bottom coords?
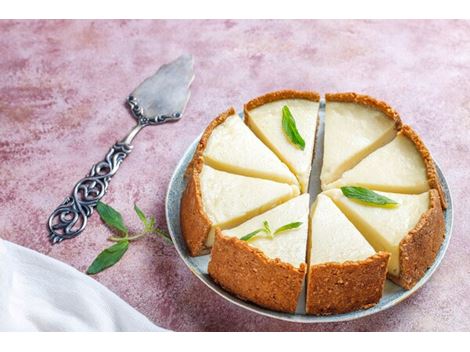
left=0, top=239, right=165, bottom=331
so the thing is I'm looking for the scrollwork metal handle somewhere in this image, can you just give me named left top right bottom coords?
left=46, top=54, right=194, bottom=244
left=47, top=141, right=133, bottom=244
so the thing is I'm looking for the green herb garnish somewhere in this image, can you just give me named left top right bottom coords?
left=96, top=201, right=128, bottom=235
left=341, top=186, right=399, bottom=208
left=86, top=201, right=172, bottom=275
left=239, top=229, right=265, bottom=241
left=263, top=220, right=271, bottom=236
left=86, top=239, right=129, bottom=275
left=282, top=105, right=305, bottom=150
left=273, top=221, right=303, bottom=235
left=240, top=220, right=303, bottom=241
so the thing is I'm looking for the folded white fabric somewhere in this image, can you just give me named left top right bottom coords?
left=0, top=239, right=165, bottom=331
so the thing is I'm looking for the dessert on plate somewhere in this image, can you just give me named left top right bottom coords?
left=181, top=163, right=299, bottom=256
left=208, top=194, right=309, bottom=313
left=201, top=107, right=298, bottom=185
left=325, top=188, right=445, bottom=289
left=179, top=90, right=447, bottom=314
left=320, top=93, right=402, bottom=189
left=307, top=194, right=389, bottom=315
left=244, top=90, right=320, bottom=193
left=325, top=125, right=447, bottom=209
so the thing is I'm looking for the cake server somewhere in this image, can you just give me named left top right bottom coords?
left=47, top=54, right=194, bottom=244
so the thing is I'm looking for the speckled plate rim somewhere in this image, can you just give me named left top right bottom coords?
left=165, top=133, right=453, bottom=324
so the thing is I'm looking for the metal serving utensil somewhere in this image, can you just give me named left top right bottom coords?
left=47, top=54, right=194, bottom=244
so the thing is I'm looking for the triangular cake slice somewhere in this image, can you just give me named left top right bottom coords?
left=181, top=163, right=300, bottom=256
left=208, top=194, right=309, bottom=313
left=320, top=93, right=402, bottom=188
left=325, top=125, right=446, bottom=209
left=325, top=188, right=445, bottom=289
left=198, top=107, right=298, bottom=185
left=244, top=90, right=320, bottom=193
left=306, top=194, right=389, bottom=315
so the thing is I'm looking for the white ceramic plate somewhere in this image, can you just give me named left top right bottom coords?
left=165, top=104, right=453, bottom=323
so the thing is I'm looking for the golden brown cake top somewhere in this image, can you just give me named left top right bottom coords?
left=185, top=107, right=236, bottom=178
left=244, top=89, right=320, bottom=112
left=180, top=107, right=237, bottom=256
left=325, top=92, right=403, bottom=130
left=399, top=125, right=447, bottom=209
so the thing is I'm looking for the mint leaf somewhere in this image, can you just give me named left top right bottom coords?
left=240, top=229, right=265, bottom=241
left=341, top=186, right=398, bottom=208
left=134, top=203, right=147, bottom=226
left=240, top=220, right=303, bottom=241
left=263, top=220, right=271, bottom=235
left=96, top=201, right=128, bottom=234
left=282, top=105, right=305, bottom=150
left=273, top=221, right=303, bottom=235
left=86, top=240, right=129, bottom=275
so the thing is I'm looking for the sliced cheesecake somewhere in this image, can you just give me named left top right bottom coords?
left=181, top=162, right=300, bottom=256
left=325, top=125, right=446, bottom=209
left=198, top=107, right=298, bottom=185
left=208, top=194, right=309, bottom=313
left=320, top=93, right=402, bottom=188
left=244, top=90, right=320, bottom=193
left=306, top=194, right=389, bottom=315
left=325, top=188, right=445, bottom=289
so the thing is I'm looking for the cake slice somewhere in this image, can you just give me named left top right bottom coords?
left=244, top=90, right=320, bottom=193
left=208, top=194, right=309, bottom=313
left=325, top=126, right=446, bottom=208
left=320, top=93, right=402, bottom=188
left=199, top=107, right=298, bottom=185
left=325, top=188, right=445, bottom=289
left=306, top=194, right=389, bottom=315
left=181, top=163, right=300, bottom=256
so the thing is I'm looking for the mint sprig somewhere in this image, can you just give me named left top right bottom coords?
left=273, top=221, right=303, bottom=235
left=341, top=186, right=399, bottom=208
left=87, top=240, right=129, bottom=275
left=282, top=105, right=305, bottom=150
left=96, top=201, right=128, bottom=235
left=239, top=229, right=265, bottom=242
left=86, top=201, right=172, bottom=275
left=240, top=220, right=303, bottom=242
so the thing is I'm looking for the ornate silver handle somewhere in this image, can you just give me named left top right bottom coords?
left=47, top=140, right=134, bottom=244
left=46, top=54, right=194, bottom=244
left=47, top=100, right=183, bottom=244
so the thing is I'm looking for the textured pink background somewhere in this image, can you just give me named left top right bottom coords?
left=0, top=20, right=469, bottom=331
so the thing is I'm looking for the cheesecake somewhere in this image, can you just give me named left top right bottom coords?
left=208, top=194, right=309, bottom=313
left=320, top=93, right=402, bottom=188
left=179, top=90, right=447, bottom=315
left=199, top=107, right=298, bottom=185
left=307, top=194, right=389, bottom=315
left=325, top=188, right=445, bottom=289
left=325, top=125, right=447, bottom=209
left=181, top=162, right=300, bottom=256
left=244, top=90, right=320, bottom=193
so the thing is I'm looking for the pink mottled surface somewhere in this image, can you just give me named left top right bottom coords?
left=0, top=20, right=469, bottom=331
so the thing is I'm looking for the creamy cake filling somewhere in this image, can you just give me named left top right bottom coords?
left=321, top=101, right=397, bottom=188
left=203, top=114, right=298, bottom=185
left=246, top=99, right=319, bottom=193
left=222, top=194, right=309, bottom=268
left=199, top=165, right=300, bottom=247
left=325, top=188, right=430, bottom=276
left=325, top=133, right=429, bottom=193
left=308, top=194, right=375, bottom=265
